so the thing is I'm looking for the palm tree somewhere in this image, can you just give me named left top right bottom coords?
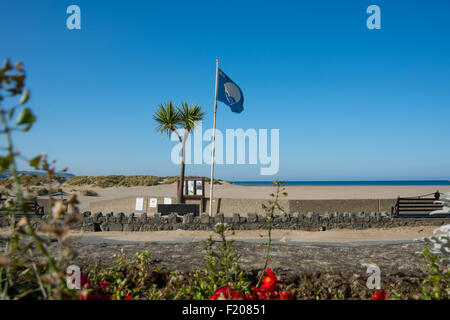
left=153, top=101, right=205, bottom=203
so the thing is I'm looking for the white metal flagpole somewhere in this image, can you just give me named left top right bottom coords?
left=209, top=58, right=219, bottom=216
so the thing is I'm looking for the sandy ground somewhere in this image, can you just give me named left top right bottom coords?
left=62, top=182, right=450, bottom=211
left=65, top=226, right=437, bottom=245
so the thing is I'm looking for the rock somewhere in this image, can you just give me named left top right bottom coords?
left=183, top=213, right=193, bottom=224
left=117, top=212, right=125, bottom=223
left=127, top=213, right=136, bottom=223
left=307, top=212, right=319, bottom=222
left=281, top=212, right=290, bottom=222
left=123, top=224, right=134, bottom=232
left=93, top=212, right=103, bottom=222
left=109, top=223, right=123, bottom=232
left=215, top=212, right=224, bottom=223
left=247, top=212, right=258, bottom=223
left=200, top=213, right=210, bottom=224
left=322, top=212, right=331, bottom=220
left=168, top=213, right=177, bottom=224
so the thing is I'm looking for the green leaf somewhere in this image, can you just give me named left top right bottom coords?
left=0, top=154, right=13, bottom=172
left=29, top=155, right=42, bottom=168
left=2, top=58, right=11, bottom=71
left=16, top=108, right=36, bottom=130
left=20, top=89, right=30, bottom=104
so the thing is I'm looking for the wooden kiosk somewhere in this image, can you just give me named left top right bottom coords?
left=177, top=176, right=206, bottom=213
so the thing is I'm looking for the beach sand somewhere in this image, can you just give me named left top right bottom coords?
left=62, top=182, right=450, bottom=211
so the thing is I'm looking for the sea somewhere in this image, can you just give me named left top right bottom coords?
left=232, top=180, right=450, bottom=186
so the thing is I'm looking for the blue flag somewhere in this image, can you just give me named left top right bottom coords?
left=217, top=68, right=244, bottom=113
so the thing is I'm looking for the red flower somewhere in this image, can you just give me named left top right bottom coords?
left=208, top=269, right=293, bottom=301
left=209, top=285, right=244, bottom=300
left=98, top=281, right=110, bottom=289
left=123, top=295, right=131, bottom=300
left=260, top=268, right=283, bottom=292
left=371, top=290, right=386, bottom=300
left=277, top=291, right=294, bottom=300
left=80, top=274, right=91, bottom=289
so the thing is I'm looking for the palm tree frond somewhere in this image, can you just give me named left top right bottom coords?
left=177, top=102, right=205, bottom=132
left=152, top=101, right=182, bottom=136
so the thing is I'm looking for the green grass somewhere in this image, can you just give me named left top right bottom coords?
left=0, top=174, right=65, bottom=186
left=65, top=175, right=163, bottom=188
left=0, top=174, right=229, bottom=189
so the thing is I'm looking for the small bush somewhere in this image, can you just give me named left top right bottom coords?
left=82, top=190, right=98, bottom=197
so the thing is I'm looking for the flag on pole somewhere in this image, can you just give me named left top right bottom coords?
left=217, top=68, right=244, bottom=113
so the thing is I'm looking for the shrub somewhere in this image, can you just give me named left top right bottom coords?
left=417, top=224, right=450, bottom=300
left=83, top=250, right=162, bottom=300
left=173, top=223, right=251, bottom=299
left=82, top=190, right=98, bottom=197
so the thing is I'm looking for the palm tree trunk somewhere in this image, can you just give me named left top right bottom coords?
left=177, top=131, right=189, bottom=204
left=178, top=159, right=185, bottom=204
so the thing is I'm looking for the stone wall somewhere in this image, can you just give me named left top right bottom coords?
left=89, top=197, right=397, bottom=217
left=75, top=211, right=450, bottom=232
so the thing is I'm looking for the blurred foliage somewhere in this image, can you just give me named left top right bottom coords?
left=86, top=250, right=158, bottom=300
left=0, top=58, right=78, bottom=299
left=418, top=246, right=450, bottom=299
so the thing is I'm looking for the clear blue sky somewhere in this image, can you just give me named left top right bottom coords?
left=1, top=0, right=449, bottom=181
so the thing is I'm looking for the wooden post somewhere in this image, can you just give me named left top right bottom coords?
left=209, top=59, right=219, bottom=216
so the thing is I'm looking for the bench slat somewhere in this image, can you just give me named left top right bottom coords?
left=398, top=208, right=441, bottom=212
left=397, top=205, right=442, bottom=208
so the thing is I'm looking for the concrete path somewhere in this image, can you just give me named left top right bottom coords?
left=69, top=227, right=434, bottom=247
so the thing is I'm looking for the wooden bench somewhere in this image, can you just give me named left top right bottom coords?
left=391, top=192, right=445, bottom=217
left=0, top=197, right=45, bottom=216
